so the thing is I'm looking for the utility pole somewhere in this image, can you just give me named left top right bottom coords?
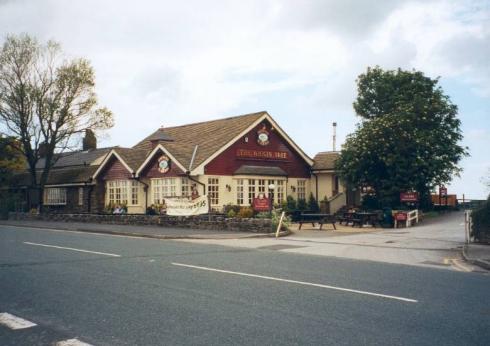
left=332, top=122, right=337, bottom=152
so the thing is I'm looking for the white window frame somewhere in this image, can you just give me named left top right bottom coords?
left=236, top=179, right=244, bottom=205
left=152, top=178, right=186, bottom=204
left=297, top=179, right=306, bottom=200
left=106, top=180, right=140, bottom=206
left=78, top=187, right=84, bottom=206
left=44, top=188, right=67, bottom=205
left=208, top=177, right=219, bottom=206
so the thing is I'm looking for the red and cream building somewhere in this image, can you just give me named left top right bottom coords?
left=15, top=111, right=350, bottom=213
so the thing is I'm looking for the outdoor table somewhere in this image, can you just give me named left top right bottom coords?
left=353, top=212, right=379, bottom=227
left=298, top=213, right=336, bottom=230
left=338, top=212, right=356, bottom=225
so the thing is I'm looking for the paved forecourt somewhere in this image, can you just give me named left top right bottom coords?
left=0, top=224, right=489, bottom=345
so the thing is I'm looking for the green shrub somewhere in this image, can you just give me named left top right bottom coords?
left=223, top=203, right=241, bottom=215
left=286, top=195, right=296, bottom=212
left=227, top=209, right=236, bottom=218
left=471, top=196, right=490, bottom=242
left=237, top=207, right=254, bottom=218
left=307, top=193, right=319, bottom=212
left=255, top=211, right=270, bottom=219
left=271, top=209, right=291, bottom=229
left=297, top=198, right=307, bottom=211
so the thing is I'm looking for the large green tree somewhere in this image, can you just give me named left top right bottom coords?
left=0, top=135, right=25, bottom=186
left=0, top=33, right=113, bottom=209
left=336, top=67, right=468, bottom=207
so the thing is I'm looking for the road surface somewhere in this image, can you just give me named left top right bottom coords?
left=1, top=224, right=489, bottom=345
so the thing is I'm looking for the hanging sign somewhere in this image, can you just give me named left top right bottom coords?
left=165, top=195, right=209, bottom=216
left=400, top=192, right=419, bottom=202
left=439, top=187, right=447, bottom=197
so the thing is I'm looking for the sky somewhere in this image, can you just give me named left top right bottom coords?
left=1, top=0, right=489, bottom=199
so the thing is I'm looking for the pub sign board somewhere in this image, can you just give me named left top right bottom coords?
left=400, top=192, right=419, bottom=202
left=439, top=187, right=448, bottom=197
left=253, top=195, right=270, bottom=211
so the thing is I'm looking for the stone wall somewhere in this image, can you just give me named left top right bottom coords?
left=8, top=212, right=275, bottom=233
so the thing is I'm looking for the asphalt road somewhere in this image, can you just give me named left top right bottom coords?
left=1, top=225, right=489, bottom=345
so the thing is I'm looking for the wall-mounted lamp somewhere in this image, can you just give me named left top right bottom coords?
left=225, top=184, right=231, bottom=192
left=244, top=136, right=248, bottom=143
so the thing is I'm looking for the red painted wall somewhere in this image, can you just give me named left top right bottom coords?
left=205, top=120, right=311, bottom=178
left=99, top=156, right=133, bottom=181
left=140, top=150, right=185, bottom=178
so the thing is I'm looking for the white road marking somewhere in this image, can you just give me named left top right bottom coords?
left=450, top=259, right=472, bottom=272
left=0, top=312, right=37, bottom=330
left=172, top=262, right=418, bottom=303
left=56, top=338, right=93, bottom=346
left=23, top=242, right=121, bottom=257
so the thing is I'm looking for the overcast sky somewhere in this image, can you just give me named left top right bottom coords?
left=1, top=0, right=489, bottom=198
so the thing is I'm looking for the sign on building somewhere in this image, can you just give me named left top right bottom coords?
left=165, top=195, right=209, bottom=216
left=400, top=192, right=419, bottom=202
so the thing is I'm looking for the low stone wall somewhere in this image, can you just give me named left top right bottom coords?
left=8, top=212, right=275, bottom=233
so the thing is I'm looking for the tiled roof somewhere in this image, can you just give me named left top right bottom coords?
left=12, top=165, right=98, bottom=186
left=133, top=111, right=267, bottom=170
left=234, top=165, right=287, bottom=176
left=113, top=147, right=149, bottom=172
left=36, top=147, right=114, bottom=169
left=312, top=151, right=339, bottom=170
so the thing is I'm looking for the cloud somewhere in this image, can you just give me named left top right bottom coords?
left=1, top=0, right=489, bottom=198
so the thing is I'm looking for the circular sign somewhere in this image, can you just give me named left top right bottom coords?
left=158, top=155, right=170, bottom=173
left=257, top=125, right=270, bottom=146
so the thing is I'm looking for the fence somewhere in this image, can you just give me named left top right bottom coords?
left=393, top=209, right=419, bottom=228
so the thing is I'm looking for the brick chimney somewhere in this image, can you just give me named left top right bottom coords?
left=83, top=129, right=97, bottom=151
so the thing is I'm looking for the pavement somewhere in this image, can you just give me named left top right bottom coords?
left=181, top=211, right=490, bottom=272
left=1, top=224, right=489, bottom=345
left=1, top=211, right=489, bottom=272
left=463, top=243, right=490, bottom=270
left=0, top=219, right=279, bottom=240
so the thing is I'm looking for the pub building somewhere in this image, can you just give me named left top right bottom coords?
left=12, top=111, right=357, bottom=214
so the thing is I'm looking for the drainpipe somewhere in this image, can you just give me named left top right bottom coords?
left=87, top=183, right=93, bottom=213
left=186, top=173, right=206, bottom=195
left=186, top=145, right=206, bottom=195
left=311, top=171, right=319, bottom=201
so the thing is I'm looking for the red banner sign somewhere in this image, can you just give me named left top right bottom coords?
left=400, top=192, right=419, bottom=202
left=253, top=196, right=270, bottom=211
left=236, top=149, right=288, bottom=160
left=395, top=212, right=407, bottom=221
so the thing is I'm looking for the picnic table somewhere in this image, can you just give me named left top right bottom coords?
left=354, top=212, right=380, bottom=227
left=337, top=211, right=380, bottom=227
left=298, top=213, right=336, bottom=230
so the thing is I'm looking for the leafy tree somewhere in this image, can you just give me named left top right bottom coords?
left=0, top=34, right=113, bottom=209
left=336, top=67, right=468, bottom=207
left=0, top=135, right=25, bottom=186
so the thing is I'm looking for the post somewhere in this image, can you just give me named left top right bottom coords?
left=275, top=211, right=285, bottom=238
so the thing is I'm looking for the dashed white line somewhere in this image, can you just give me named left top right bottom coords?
left=23, top=242, right=121, bottom=257
left=0, top=312, right=37, bottom=330
left=172, top=262, right=418, bottom=303
left=56, top=338, right=93, bottom=346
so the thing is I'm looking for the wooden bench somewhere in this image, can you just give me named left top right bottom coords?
left=298, top=213, right=336, bottom=230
